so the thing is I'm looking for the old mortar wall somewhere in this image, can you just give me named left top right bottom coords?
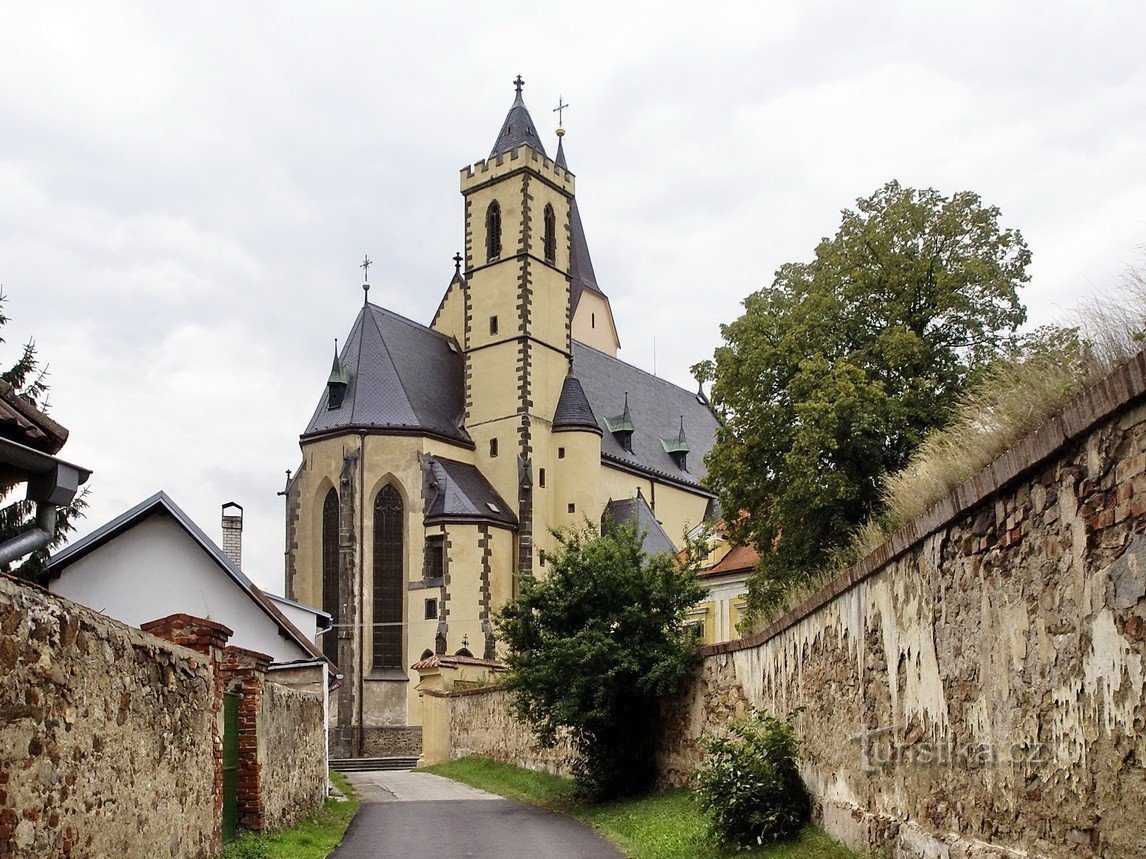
left=258, top=681, right=327, bottom=830
left=659, top=361, right=1146, bottom=858
left=0, top=576, right=217, bottom=858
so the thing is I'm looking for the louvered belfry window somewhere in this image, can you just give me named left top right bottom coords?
left=321, top=488, right=340, bottom=665
left=486, top=201, right=502, bottom=262
left=373, top=484, right=404, bottom=669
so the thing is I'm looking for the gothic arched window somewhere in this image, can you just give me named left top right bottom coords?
left=372, top=484, right=404, bottom=670
left=321, top=488, right=339, bottom=665
left=543, top=204, right=556, bottom=263
left=485, top=201, right=502, bottom=262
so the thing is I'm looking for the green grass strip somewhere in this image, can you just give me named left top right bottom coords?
left=219, top=770, right=360, bottom=859
left=421, top=756, right=861, bottom=859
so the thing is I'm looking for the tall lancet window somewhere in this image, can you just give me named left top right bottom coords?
left=485, top=201, right=502, bottom=262
left=321, top=488, right=340, bottom=665
left=543, top=204, right=556, bottom=263
left=372, top=484, right=404, bottom=670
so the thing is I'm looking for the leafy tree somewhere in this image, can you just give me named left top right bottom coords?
left=495, top=521, right=706, bottom=800
left=0, top=292, right=89, bottom=581
left=696, top=181, right=1030, bottom=618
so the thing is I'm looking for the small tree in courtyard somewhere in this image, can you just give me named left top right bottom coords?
left=496, top=521, right=706, bottom=800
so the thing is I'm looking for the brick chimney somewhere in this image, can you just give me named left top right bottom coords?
left=221, top=501, right=243, bottom=568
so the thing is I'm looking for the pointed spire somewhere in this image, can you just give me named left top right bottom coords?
left=327, top=338, right=350, bottom=409
left=605, top=392, right=635, bottom=452
left=661, top=415, right=690, bottom=469
left=452, top=251, right=464, bottom=283
left=490, top=76, right=547, bottom=158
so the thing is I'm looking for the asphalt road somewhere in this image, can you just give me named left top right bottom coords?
left=333, top=770, right=624, bottom=859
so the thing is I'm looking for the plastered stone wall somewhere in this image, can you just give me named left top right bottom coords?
left=258, top=681, right=327, bottom=830
left=0, top=576, right=216, bottom=858
left=659, top=383, right=1146, bottom=857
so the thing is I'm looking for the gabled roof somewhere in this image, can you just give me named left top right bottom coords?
left=425, top=457, right=518, bottom=529
left=490, top=91, right=548, bottom=159
left=45, top=491, right=333, bottom=669
left=572, top=342, right=718, bottom=492
left=303, top=303, right=470, bottom=446
left=552, top=374, right=601, bottom=434
left=555, top=137, right=606, bottom=315
left=0, top=380, right=69, bottom=454
left=602, top=495, right=677, bottom=556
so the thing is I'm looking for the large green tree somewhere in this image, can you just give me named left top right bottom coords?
left=697, top=181, right=1030, bottom=618
left=496, top=522, right=705, bottom=800
left=0, top=293, right=88, bottom=580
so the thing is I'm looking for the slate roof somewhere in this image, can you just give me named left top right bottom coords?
left=555, top=137, right=606, bottom=314
left=45, top=491, right=335, bottom=670
left=602, top=495, right=678, bottom=556
left=490, top=92, right=548, bottom=159
left=303, top=303, right=470, bottom=446
left=552, top=374, right=601, bottom=434
left=425, top=457, right=518, bottom=529
left=571, top=342, right=718, bottom=492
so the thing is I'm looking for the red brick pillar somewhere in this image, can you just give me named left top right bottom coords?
left=218, top=646, right=272, bottom=832
left=141, top=614, right=234, bottom=853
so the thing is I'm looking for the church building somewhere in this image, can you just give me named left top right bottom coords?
left=284, top=79, right=719, bottom=759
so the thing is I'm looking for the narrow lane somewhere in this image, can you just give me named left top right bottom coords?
left=333, top=770, right=624, bottom=859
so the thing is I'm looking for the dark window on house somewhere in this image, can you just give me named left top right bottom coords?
left=420, top=648, right=434, bottom=660
left=321, top=488, right=339, bottom=665
left=489, top=438, right=498, bottom=458
left=372, top=484, right=404, bottom=670
left=485, top=201, right=502, bottom=262
left=543, top=204, right=556, bottom=263
left=591, top=313, right=596, bottom=329
left=425, top=534, right=445, bottom=580
left=489, top=315, right=498, bottom=335
left=558, top=447, right=565, bottom=459
left=538, top=468, right=546, bottom=488
left=424, top=598, right=438, bottom=620
left=568, top=503, right=576, bottom=514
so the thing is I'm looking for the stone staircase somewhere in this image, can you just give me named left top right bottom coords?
left=330, top=756, right=420, bottom=773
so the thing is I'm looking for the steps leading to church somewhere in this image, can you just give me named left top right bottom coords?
left=331, top=756, right=420, bottom=773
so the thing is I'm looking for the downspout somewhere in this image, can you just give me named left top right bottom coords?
left=0, top=502, right=57, bottom=567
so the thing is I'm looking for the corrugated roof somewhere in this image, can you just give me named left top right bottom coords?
left=572, top=342, right=718, bottom=491
left=552, top=374, right=601, bottom=434
left=602, top=495, right=677, bottom=555
left=490, top=92, right=548, bottom=159
left=45, top=491, right=334, bottom=670
left=303, top=303, right=470, bottom=446
left=425, top=457, right=518, bottom=529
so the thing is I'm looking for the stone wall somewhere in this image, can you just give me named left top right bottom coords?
left=426, top=352, right=1146, bottom=857
left=258, top=681, right=327, bottom=830
left=0, top=576, right=217, bottom=858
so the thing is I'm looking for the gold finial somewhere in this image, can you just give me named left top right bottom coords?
left=553, top=96, right=569, bottom=136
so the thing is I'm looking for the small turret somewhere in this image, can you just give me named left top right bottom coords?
left=326, top=340, right=350, bottom=410
left=605, top=393, right=635, bottom=453
left=661, top=415, right=690, bottom=471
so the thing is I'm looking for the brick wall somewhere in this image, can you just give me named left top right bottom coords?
left=0, top=579, right=217, bottom=858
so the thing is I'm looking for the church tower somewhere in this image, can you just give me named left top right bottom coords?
left=456, top=77, right=576, bottom=580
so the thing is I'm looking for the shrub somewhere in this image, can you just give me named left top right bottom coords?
left=696, top=712, right=810, bottom=848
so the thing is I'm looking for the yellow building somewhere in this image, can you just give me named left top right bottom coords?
left=686, top=521, right=756, bottom=645
left=284, top=79, right=719, bottom=759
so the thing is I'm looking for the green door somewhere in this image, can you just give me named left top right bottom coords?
left=222, top=692, right=239, bottom=842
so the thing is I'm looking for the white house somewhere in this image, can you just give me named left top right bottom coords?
left=46, top=491, right=335, bottom=678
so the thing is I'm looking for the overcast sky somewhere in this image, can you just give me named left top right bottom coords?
left=2, top=2, right=1143, bottom=593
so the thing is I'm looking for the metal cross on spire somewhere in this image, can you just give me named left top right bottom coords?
left=360, top=254, right=373, bottom=282
left=513, top=75, right=524, bottom=96
left=553, top=96, right=570, bottom=127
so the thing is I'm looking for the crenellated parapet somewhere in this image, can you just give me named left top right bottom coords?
left=460, top=144, right=575, bottom=195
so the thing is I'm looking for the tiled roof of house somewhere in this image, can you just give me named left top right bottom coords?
left=572, top=342, right=718, bottom=492
left=303, top=303, right=470, bottom=446
left=698, top=543, right=760, bottom=579
left=425, top=457, right=518, bottom=529
left=602, top=495, right=678, bottom=555
left=0, top=380, right=68, bottom=454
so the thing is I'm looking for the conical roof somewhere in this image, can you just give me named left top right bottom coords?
left=552, top=374, right=601, bottom=434
left=555, top=136, right=603, bottom=313
left=490, top=82, right=547, bottom=158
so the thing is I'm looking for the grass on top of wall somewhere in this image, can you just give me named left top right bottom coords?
left=218, top=770, right=359, bottom=859
left=420, top=756, right=861, bottom=859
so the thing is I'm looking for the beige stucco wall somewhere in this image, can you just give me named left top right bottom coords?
left=571, top=290, right=620, bottom=355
